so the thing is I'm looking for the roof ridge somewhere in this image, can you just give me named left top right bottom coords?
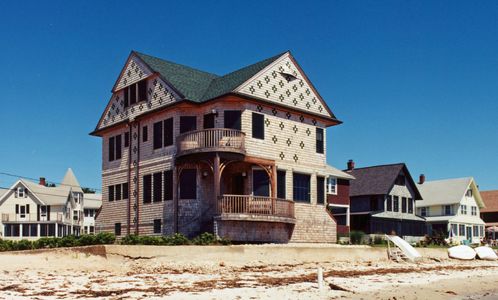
left=420, top=177, right=473, bottom=184
left=346, top=162, right=405, bottom=171
left=133, top=51, right=220, bottom=78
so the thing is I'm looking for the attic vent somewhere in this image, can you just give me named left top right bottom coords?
left=280, top=72, right=297, bottom=82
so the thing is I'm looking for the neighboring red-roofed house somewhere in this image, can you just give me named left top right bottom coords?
left=480, top=190, right=498, bottom=239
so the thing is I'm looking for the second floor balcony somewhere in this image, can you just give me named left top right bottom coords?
left=176, top=128, right=246, bottom=157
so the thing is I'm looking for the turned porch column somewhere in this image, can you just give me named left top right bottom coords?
left=271, top=165, right=277, bottom=214
left=214, top=154, right=221, bottom=208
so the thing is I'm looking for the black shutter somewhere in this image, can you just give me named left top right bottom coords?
left=277, top=170, right=286, bottom=199
left=164, top=170, right=173, bottom=201
left=317, top=177, right=325, bottom=205
left=163, top=118, right=174, bottom=146
left=124, top=87, right=129, bottom=108
left=203, top=114, right=215, bottom=129
left=115, top=135, right=122, bottom=160
left=252, top=113, right=264, bottom=139
left=153, top=219, right=161, bottom=234
left=15, top=204, right=19, bottom=214
left=26, top=204, right=30, bottom=214
left=153, top=121, right=163, bottom=149
left=37, top=205, right=40, bottom=221
left=224, top=110, right=241, bottom=130
left=124, top=132, right=130, bottom=147
left=142, top=126, right=148, bottom=142
left=316, top=128, right=324, bottom=154
left=47, top=206, right=50, bottom=221
left=109, top=136, right=115, bottom=161
left=130, top=84, right=137, bottom=104
left=138, top=80, right=147, bottom=102
left=108, top=185, right=115, bottom=201
left=123, top=182, right=129, bottom=200
left=180, top=169, right=196, bottom=199
left=143, top=174, right=152, bottom=203
left=153, top=172, right=162, bottom=202
left=115, top=223, right=121, bottom=236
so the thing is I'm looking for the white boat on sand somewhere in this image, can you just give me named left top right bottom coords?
left=448, top=245, right=476, bottom=260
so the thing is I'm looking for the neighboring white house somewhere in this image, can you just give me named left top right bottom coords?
left=0, top=169, right=97, bottom=240
left=83, top=193, right=102, bottom=235
left=417, top=176, right=485, bottom=244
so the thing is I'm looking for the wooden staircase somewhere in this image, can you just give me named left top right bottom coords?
left=387, top=248, right=409, bottom=262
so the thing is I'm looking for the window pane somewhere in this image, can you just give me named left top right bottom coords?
left=293, top=173, right=310, bottom=203
left=224, top=110, right=241, bottom=130
left=130, top=84, right=137, bottom=104
left=153, top=172, right=162, bottom=202
left=115, top=223, right=121, bottom=236
left=143, top=174, right=152, bottom=203
left=124, top=132, right=130, bottom=147
left=164, top=118, right=174, bottom=146
left=138, top=80, right=147, bottom=102
left=180, top=169, right=196, bottom=199
left=252, top=113, right=264, bottom=139
left=115, top=184, right=122, bottom=201
left=153, top=121, right=163, bottom=149
left=109, top=136, right=115, bottom=161
left=108, top=185, right=115, bottom=201
left=277, top=170, right=286, bottom=199
left=115, top=135, right=122, bottom=160
left=180, top=116, right=197, bottom=133
left=142, top=126, right=148, bottom=142
left=154, top=219, right=161, bottom=234
left=124, top=88, right=129, bottom=108
left=253, top=170, right=269, bottom=197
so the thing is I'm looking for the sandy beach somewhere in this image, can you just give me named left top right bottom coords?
left=0, top=244, right=497, bottom=299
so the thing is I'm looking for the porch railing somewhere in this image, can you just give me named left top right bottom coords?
left=176, top=128, right=245, bottom=156
left=217, top=194, right=295, bottom=219
left=1, top=213, right=64, bottom=223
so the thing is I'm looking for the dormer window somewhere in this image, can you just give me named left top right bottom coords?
left=280, top=72, right=297, bottom=82
left=16, top=187, right=27, bottom=198
left=123, top=79, right=147, bottom=108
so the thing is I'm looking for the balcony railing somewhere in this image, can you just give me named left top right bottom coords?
left=176, top=128, right=245, bottom=157
left=217, top=194, right=295, bottom=219
left=2, top=213, right=64, bottom=223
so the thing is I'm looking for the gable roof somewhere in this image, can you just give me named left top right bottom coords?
left=0, top=188, right=7, bottom=199
left=416, top=177, right=484, bottom=208
left=347, top=163, right=422, bottom=199
left=477, top=190, right=498, bottom=213
left=21, top=179, right=70, bottom=206
left=84, top=193, right=102, bottom=209
left=325, top=164, right=355, bottom=180
left=134, top=51, right=283, bottom=103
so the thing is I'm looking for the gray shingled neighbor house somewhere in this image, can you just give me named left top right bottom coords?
left=345, top=161, right=426, bottom=240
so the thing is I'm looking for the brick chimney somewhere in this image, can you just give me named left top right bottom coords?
left=419, top=174, right=425, bottom=184
left=39, top=177, right=46, bottom=186
left=347, top=159, right=355, bottom=171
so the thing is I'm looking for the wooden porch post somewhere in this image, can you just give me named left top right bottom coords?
left=271, top=165, right=277, bottom=214
left=214, top=154, right=221, bottom=211
left=173, top=165, right=179, bottom=233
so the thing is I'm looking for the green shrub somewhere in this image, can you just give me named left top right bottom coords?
left=163, top=233, right=190, bottom=245
left=192, top=232, right=218, bottom=245
left=34, top=237, right=58, bottom=249
left=372, top=235, right=386, bottom=245
left=350, top=231, right=365, bottom=245
left=58, top=235, right=78, bottom=247
left=77, top=234, right=98, bottom=246
left=95, top=232, right=116, bottom=244
left=14, top=239, right=33, bottom=251
left=121, top=234, right=141, bottom=245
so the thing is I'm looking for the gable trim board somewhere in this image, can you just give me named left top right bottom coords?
left=417, top=177, right=485, bottom=208
left=0, top=180, right=47, bottom=206
left=92, top=51, right=341, bottom=135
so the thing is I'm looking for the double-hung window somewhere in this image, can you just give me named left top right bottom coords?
left=326, top=177, right=337, bottom=195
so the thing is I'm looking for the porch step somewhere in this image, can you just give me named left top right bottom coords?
left=387, top=248, right=409, bottom=262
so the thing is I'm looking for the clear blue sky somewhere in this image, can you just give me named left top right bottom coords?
left=0, top=1, right=497, bottom=191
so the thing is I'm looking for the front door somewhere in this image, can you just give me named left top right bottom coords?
left=252, top=170, right=269, bottom=197
left=231, top=174, right=244, bottom=195
left=466, top=226, right=472, bottom=241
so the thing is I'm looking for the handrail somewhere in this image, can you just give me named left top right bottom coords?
left=217, top=194, right=295, bottom=219
left=176, top=128, right=246, bottom=156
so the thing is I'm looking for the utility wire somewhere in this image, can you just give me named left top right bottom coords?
left=0, top=171, right=101, bottom=191
left=0, top=185, right=101, bottom=199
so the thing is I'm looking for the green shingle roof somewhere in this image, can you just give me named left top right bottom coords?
left=134, top=51, right=285, bottom=103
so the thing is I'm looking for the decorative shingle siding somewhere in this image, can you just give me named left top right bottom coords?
left=237, top=54, right=331, bottom=118
left=114, top=56, right=153, bottom=91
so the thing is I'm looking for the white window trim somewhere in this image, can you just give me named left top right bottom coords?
left=326, top=177, right=337, bottom=195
